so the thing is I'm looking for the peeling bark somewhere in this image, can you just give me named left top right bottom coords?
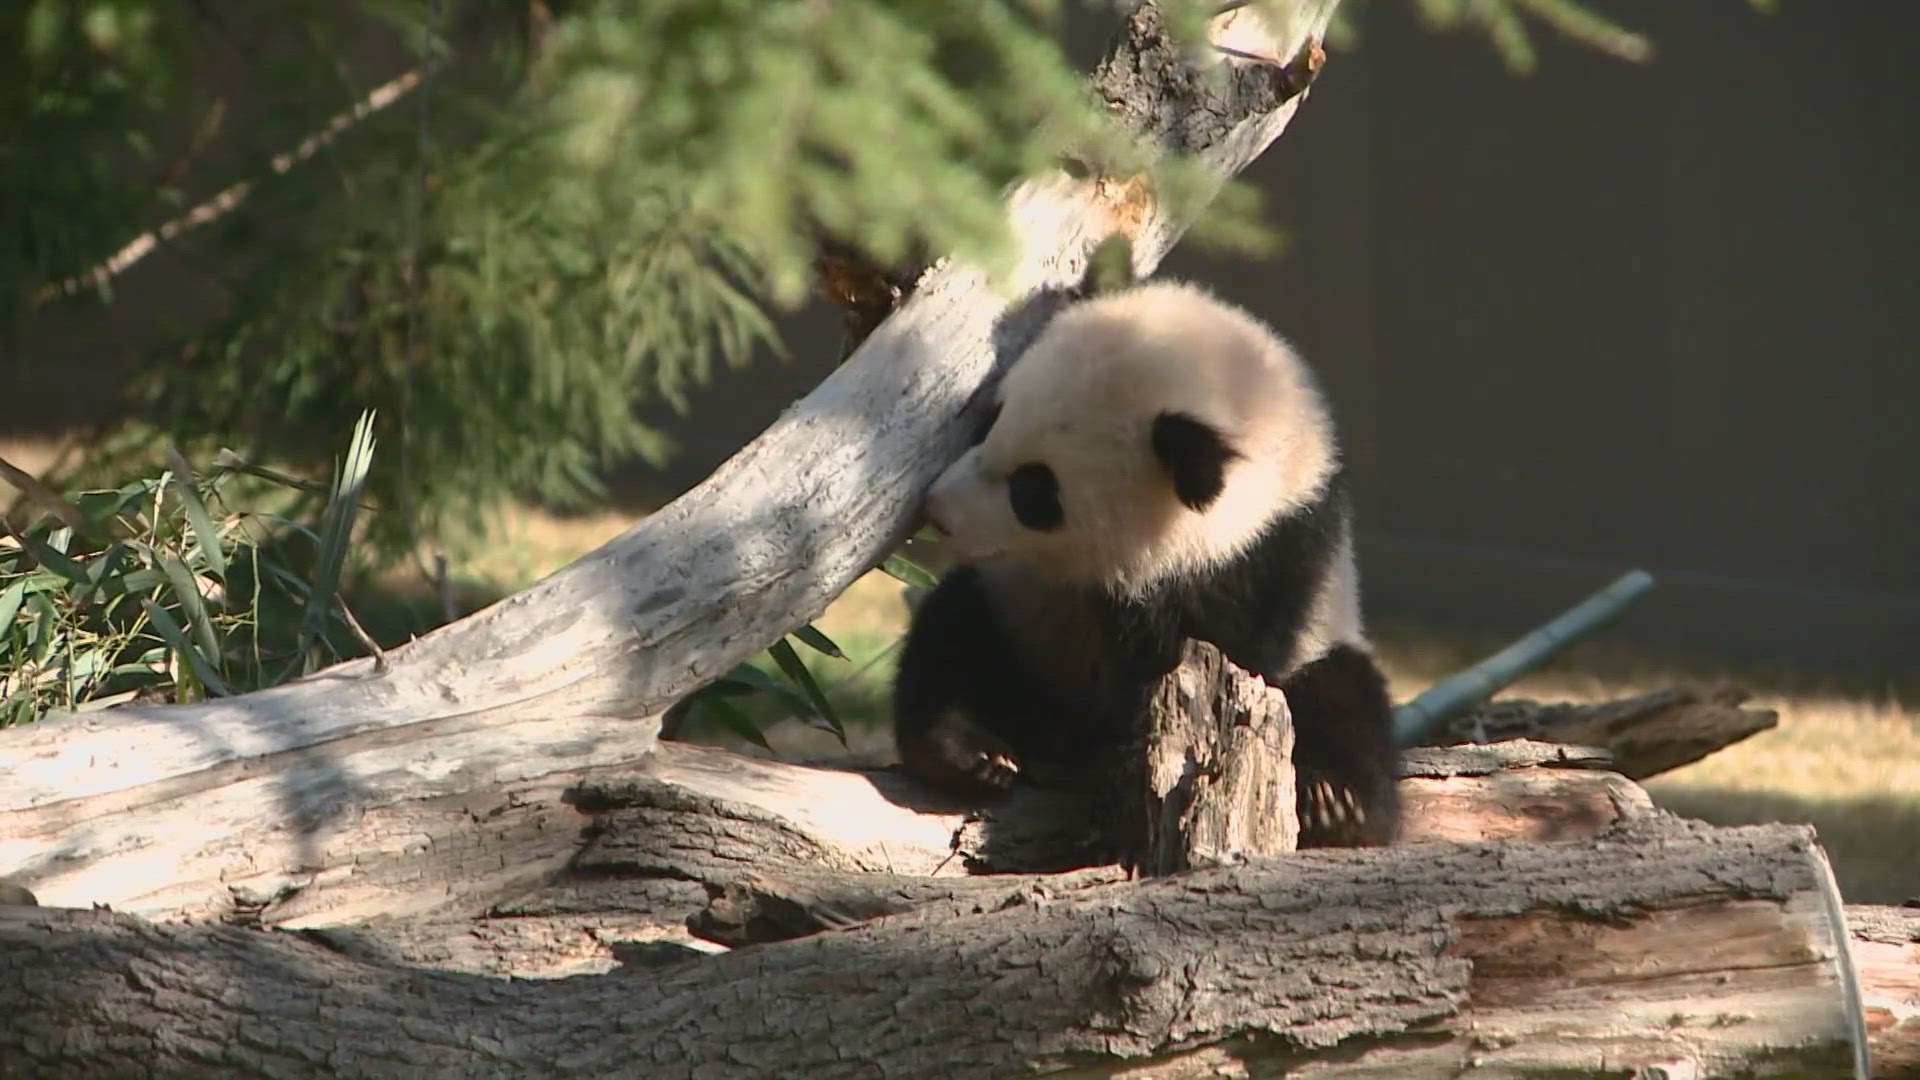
left=1848, top=904, right=1920, bottom=1079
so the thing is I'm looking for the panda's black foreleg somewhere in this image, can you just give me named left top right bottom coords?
left=1279, top=643, right=1402, bottom=847
left=892, top=565, right=1042, bottom=795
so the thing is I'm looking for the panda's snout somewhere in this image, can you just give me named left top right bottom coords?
left=924, top=454, right=969, bottom=538
left=923, top=485, right=955, bottom=537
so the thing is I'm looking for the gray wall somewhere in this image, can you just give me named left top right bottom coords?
left=646, top=3, right=1919, bottom=677
left=1159, top=1, right=1920, bottom=676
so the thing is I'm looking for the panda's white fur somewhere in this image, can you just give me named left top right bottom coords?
left=927, top=280, right=1360, bottom=662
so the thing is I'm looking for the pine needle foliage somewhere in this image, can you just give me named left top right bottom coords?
left=2, top=0, right=195, bottom=319
left=1336, top=0, right=1775, bottom=73
left=9, top=0, right=1762, bottom=562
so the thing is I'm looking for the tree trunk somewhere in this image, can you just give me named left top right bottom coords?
left=0, top=818, right=1866, bottom=1079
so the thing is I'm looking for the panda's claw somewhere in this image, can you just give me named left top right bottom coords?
left=975, top=751, right=1020, bottom=788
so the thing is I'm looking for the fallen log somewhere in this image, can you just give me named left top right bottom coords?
left=1397, top=739, right=1654, bottom=844
left=0, top=818, right=1866, bottom=1078
left=1431, top=685, right=1779, bottom=780
left=0, top=732, right=1652, bottom=929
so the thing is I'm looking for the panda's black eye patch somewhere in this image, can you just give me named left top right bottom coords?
left=1152, top=411, right=1239, bottom=511
left=970, top=403, right=1003, bottom=446
left=1007, top=463, right=1063, bottom=531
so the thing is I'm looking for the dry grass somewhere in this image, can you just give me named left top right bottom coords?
left=465, top=506, right=635, bottom=587
left=0, top=438, right=74, bottom=480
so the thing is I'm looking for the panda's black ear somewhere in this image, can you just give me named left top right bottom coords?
left=1152, top=411, right=1239, bottom=511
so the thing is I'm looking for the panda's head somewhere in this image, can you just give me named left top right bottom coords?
left=926, top=281, right=1338, bottom=594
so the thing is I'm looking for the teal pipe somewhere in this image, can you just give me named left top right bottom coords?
left=1391, top=569, right=1656, bottom=747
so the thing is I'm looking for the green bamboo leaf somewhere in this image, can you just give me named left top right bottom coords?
left=0, top=578, right=26, bottom=630
left=66, top=643, right=108, bottom=677
left=74, top=489, right=139, bottom=533
left=77, top=542, right=130, bottom=605
left=698, top=694, right=773, bottom=752
left=24, top=594, right=58, bottom=659
left=292, top=410, right=378, bottom=672
left=165, top=446, right=228, bottom=581
left=879, top=553, right=937, bottom=590
left=104, top=567, right=166, bottom=598
left=13, top=531, right=89, bottom=588
left=768, top=637, right=843, bottom=741
left=157, top=553, right=224, bottom=667
left=141, top=599, right=232, bottom=698
left=790, top=622, right=846, bottom=660
left=707, top=661, right=791, bottom=698
left=75, top=689, right=142, bottom=712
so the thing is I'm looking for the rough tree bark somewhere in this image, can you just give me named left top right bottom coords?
left=1116, top=640, right=1297, bottom=875
left=0, top=818, right=1868, bottom=1079
left=0, top=0, right=1340, bottom=917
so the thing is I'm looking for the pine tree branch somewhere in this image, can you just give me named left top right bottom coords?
left=32, top=65, right=439, bottom=307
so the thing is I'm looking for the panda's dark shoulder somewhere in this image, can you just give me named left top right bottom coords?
left=1165, top=468, right=1351, bottom=669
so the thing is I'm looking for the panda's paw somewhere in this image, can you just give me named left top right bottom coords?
left=938, top=713, right=1021, bottom=789
left=1296, top=772, right=1397, bottom=848
left=970, top=746, right=1021, bottom=789
left=900, top=709, right=1023, bottom=793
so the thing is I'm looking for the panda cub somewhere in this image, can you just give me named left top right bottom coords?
left=892, top=280, right=1399, bottom=847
